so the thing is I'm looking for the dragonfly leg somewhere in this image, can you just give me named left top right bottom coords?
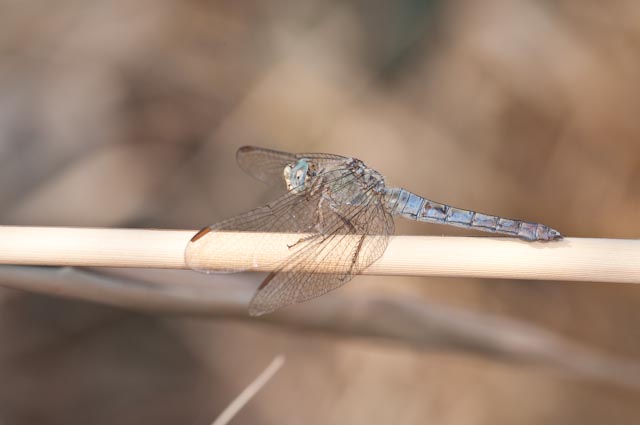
left=287, top=234, right=317, bottom=249
left=343, top=234, right=366, bottom=280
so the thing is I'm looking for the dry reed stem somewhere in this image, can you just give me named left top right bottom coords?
left=211, top=355, right=285, bottom=425
left=0, top=226, right=638, bottom=283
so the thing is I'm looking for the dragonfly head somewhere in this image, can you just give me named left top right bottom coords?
left=284, top=158, right=316, bottom=193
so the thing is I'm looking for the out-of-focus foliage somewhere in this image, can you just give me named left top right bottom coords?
left=1, top=1, right=639, bottom=424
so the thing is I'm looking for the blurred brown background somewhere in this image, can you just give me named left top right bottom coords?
left=1, top=1, right=640, bottom=424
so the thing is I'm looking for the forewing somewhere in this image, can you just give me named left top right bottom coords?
left=185, top=191, right=319, bottom=273
left=236, top=146, right=350, bottom=189
left=248, top=192, right=394, bottom=316
left=236, top=146, right=298, bottom=188
left=185, top=164, right=360, bottom=273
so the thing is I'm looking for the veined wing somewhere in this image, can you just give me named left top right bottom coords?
left=248, top=180, right=394, bottom=316
left=185, top=164, right=366, bottom=273
left=236, top=146, right=349, bottom=189
left=185, top=191, right=319, bottom=273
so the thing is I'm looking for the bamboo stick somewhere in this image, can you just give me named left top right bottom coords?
left=0, top=226, right=638, bottom=283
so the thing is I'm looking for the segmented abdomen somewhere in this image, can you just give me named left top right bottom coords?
left=385, top=188, right=562, bottom=241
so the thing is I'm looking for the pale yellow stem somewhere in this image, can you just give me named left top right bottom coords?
left=0, top=226, right=638, bottom=283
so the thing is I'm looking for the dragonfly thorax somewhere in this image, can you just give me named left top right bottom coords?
left=347, top=158, right=386, bottom=193
left=284, top=158, right=316, bottom=193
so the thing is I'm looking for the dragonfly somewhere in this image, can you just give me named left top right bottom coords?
left=186, top=146, right=562, bottom=316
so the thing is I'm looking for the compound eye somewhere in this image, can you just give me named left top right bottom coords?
left=295, top=169, right=305, bottom=181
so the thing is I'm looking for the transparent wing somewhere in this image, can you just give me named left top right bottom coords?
left=185, top=191, right=321, bottom=273
left=236, top=146, right=349, bottom=189
left=185, top=164, right=361, bottom=273
left=186, top=162, right=394, bottom=316
left=236, top=146, right=298, bottom=188
left=248, top=191, right=394, bottom=316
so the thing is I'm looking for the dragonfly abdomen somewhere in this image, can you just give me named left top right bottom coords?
left=385, top=188, right=562, bottom=241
